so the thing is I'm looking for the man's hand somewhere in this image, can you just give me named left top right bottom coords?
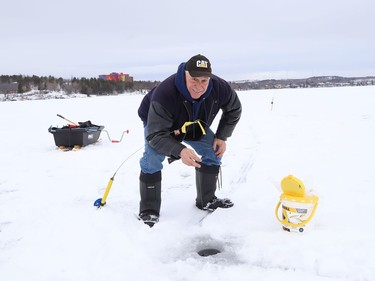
left=213, top=138, right=226, bottom=158
left=180, top=148, right=202, bottom=168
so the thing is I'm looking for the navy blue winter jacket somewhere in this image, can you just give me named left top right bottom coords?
left=138, top=63, right=241, bottom=159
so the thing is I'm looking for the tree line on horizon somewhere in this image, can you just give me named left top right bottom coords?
left=0, top=75, right=160, bottom=95
left=1, top=74, right=374, bottom=95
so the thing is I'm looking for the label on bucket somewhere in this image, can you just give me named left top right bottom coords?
left=281, top=200, right=314, bottom=225
left=295, top=208, right=307, bottom=214
left=282, top=205, right=307, bottom=214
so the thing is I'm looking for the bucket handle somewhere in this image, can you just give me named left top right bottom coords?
left=275, top=200, right=319, bottom=228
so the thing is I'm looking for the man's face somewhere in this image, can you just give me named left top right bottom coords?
left=185, top=71, right=210, bottom=99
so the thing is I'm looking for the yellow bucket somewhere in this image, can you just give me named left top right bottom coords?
left=275, top=175, right=319, bottom=232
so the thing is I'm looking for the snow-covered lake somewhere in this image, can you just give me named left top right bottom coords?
left=1, top=85, right=374, bottom=280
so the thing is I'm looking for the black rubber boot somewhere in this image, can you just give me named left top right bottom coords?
left=195, top=164, right=220, bottom=210
left=195, top=164, right=233, bottom=211
left=139, top=171, right=162, bottom=226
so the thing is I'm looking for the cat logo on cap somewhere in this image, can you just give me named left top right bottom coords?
left=196, top=60, right=209, bottom=68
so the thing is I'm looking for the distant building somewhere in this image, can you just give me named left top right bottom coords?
left=0, top=82, right=18, bottom=94
left=99, top=72, right=133, bottom=83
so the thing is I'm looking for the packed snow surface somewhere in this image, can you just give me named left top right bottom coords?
left=1, top=86, right=375, bottom=280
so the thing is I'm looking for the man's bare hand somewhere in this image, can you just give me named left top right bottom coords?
left=213, top=138, right=226, bottom=158
left=180, top=148, right=201, bottom=168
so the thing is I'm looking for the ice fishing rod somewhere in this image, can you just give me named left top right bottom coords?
left=93, top=119, right=207, bottom=208
left=93, top=146, right=144, bottom=208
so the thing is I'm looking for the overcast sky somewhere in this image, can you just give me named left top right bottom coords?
left=1, top=0, right=374, bottom=81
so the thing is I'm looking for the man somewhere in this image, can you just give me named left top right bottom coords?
left=137, top=54, right=242, bottom=227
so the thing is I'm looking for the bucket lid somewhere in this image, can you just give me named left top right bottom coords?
left=281, top=175, right=305, bottom=197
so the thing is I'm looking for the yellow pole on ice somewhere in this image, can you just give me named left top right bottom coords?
left=100, top=177, right=114, bottom=206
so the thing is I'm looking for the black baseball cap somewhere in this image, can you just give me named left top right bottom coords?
left=185, top=54, right=212, bottom=77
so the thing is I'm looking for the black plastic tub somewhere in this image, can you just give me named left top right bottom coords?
left=48, top=122, right=104, bottom=147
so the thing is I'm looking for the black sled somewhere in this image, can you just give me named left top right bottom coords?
left=48, top=120, right=104, bottom=148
